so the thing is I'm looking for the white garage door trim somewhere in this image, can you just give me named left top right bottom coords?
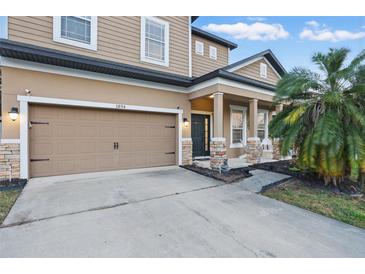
left=17, top=95, right=183, bottom=179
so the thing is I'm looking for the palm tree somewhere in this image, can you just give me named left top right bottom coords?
left=269, top=48, right=365, bottom=188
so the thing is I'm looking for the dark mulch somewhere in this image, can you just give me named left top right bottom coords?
left=0, top=179, right=27, bottom=191
left=253, top=160, right=363, bottom=195
left=182, top=165, right=253, bottom=183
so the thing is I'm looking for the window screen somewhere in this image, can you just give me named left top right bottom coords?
left=61, top=16, right=91, bottom=44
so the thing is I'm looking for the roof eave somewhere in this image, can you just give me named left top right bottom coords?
left=191, top=27, right=237, bottom=50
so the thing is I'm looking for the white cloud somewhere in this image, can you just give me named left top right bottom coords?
left=305, top=20, right=320, bottom=27
left=300, top=23, right=365, bottom=42
left=246, top=17, right=267, bottom=22
left=202, top=22, right=289, bottom=41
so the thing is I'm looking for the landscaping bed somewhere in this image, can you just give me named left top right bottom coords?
left=0, top=179, right=27, bottom=191
left=253, top=160, right=363, bottom=195
left=263, top=178, right=365, bottom=229
left=183, top=165, right=253, bottom=183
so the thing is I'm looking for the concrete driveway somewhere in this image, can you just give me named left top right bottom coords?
left=1, top=166, right=365, bottom=257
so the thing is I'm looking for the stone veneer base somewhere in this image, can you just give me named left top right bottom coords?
left=210, top=137, right=227, bottom=170
left=0, top=143, right=20, bottom=180
left=182, top=138, right=193, bottom=166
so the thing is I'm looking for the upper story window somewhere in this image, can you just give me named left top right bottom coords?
left=260, top=62, right=267, bottom=78
left=53, top=16, right=97, bottom=51
left=140, top=16, right=169, bottom=67
left=209, top=46, right=217, bottom=60
left=195, top=41, right=204, bottom=55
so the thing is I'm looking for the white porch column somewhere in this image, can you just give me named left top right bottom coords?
left=213, top=92, right=224, bottom=138
left=275, top=104, right=283, bottom=113
left=248, top=98, right=258, bottom=138
left=210, top=92, right=226, bottom=170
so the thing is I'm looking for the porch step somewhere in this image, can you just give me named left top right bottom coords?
left=262, top=150, right=273, bottom=159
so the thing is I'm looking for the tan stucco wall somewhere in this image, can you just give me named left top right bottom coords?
left=1, top=67, right=192, bottom=139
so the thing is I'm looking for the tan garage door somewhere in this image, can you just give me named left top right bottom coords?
left=29, top=104, right=177, bottom=177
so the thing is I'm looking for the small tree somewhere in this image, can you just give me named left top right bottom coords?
left=270, top=48, right=365, bottom=187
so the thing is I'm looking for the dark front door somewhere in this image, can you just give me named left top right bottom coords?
left=191, top=114, right=210, bottom=158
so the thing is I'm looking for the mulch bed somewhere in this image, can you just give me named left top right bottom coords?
left=0, top=179, right=27, bottom=191
left=182, top=165, right=253, bottom=183
left=253, top=160, right=363, bottom=196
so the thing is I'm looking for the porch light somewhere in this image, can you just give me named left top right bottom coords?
left=183, top=117, right=189, bottom=127
left=8, top=107, right=19, bottom=121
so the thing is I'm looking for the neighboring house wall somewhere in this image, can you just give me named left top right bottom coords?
left=1, top=67, right=192, bottom=140
left=7, top=16, right=190, bottom=76
left=232, top=58, right=280, bottom=85
left=191, top=34, right=229, bottom=77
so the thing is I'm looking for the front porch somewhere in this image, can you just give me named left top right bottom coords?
left=185, top=83, right=284, bottom=170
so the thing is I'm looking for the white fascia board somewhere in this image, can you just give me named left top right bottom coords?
left=188, top=77, right=275, bottom=96
left=0, top=57, right=188, bottom=94
left=226, top=57, right=263, bottom=72
left=17, top=95, right=183, bottom=114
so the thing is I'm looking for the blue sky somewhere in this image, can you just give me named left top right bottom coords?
left=193, top=16, right=365, bottom=72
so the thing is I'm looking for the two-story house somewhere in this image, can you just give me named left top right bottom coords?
left=0, top=16, right=285, bottom=179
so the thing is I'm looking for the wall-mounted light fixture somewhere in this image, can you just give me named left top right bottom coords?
left=183, top=117, right=189, bottom=127
left=8, top=107, right=19, bottom=121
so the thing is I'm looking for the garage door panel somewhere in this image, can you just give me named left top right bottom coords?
left=30, top=104, right=177, bottom=177
left=79, top=141, right=98, bottom=154
left=54, top=124, right=77, bottom=138
left=30, top=142, right=53, bottom=156
left=79, top=124, right=98, bottom=137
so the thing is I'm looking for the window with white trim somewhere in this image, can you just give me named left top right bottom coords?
left=260, top=62, right=267, bottom=78
left=230, top=105, right=247, bottom=147
left=53, top=16, right=97, bottom=50
left=141, top=17, right=169, bottom=66
left=209, top=46, right=217, bottom=60
left=195, top=41, right=204, bottom=55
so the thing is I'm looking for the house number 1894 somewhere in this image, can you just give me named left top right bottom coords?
left=116, top=104, right=126, bottom=109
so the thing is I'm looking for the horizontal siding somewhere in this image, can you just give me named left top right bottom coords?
left=8, top=16, right=190, bottom=76
left=192, top=34, right=229, bottom=77
left=232, top=59, right=280, bottom=85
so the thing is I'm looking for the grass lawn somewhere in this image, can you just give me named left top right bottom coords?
left=0, top=190, right=21, bottom=224
left=263, top=179, right=365, bottom=229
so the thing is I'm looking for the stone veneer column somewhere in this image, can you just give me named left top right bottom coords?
left=272, top=138, right=281, bottom=160
left=0, top=143, right=20, bottom=180
left=210, top=92, right=227, bottom=170
left=210, top=137, right=227, bottom=170
left=182, top=138, right=193, bottom=165
left=246, top=137, right=262, bottom=164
